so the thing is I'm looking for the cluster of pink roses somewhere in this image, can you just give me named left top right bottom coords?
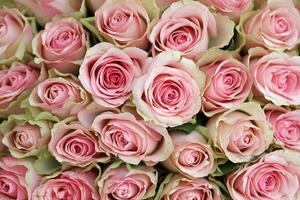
left=0, top=0, right=300, bottom=199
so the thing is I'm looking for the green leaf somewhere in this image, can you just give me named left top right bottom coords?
left=168, top=123, right=197, bottom=133
left=80, top=17, right=103, bottom=41
left=34, top=147, right=61, bottom=175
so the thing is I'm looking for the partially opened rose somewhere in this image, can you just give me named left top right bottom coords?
left=227, top=150, right=300, bottom=200
left=92, top=111, right=173, bottom=166
left=156, top=174, right=222, bottom=200
left=98, top=162, right=157, bottom=200
left=79, top=42, right=147, bottom=108
left=0, top=8, right=33, bottom=64
left=95, top=0, right=150, bottom=48
left=49, top=121, right=110, bottom=167
left=133, top=51, right=205, bottom=127
left=162, top=130, right=215, bottom=178
left=149, top=0, right=235, bottom=60
left=208, top=102, right=273, bottom=163
left=32, top=18, right=88, bottom=73
left=32, top=169, right=99, bottom=200
left=0, top=156, right=40, bottom=200
left=240, top=0, right=300, bottom=51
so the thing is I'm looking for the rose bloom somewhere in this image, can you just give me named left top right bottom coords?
left=29, top=76, right=90, bottom=119
left=79, top=42, right=147, bottom=108
left=0, top=156, right=40, bottom=200
left=133, top=51, right=205, bottom=127
left=200, top=53, right=252, bottom=116
left=0, top=8, right=33, bottom=63
left=264, top=104, right=300, bottom=152
left=49, top=121, right=110, bottom=167
left=149, top=0, right=234, bottom=60
left=32, top=18, right=88, bottom=73
left=98, top=163, right=157, bottom=200
left=157, top=174, right=222, bottom=200
left=32, top=169, right=99, bottom=200
left=163, top=130, right=215, bottom=178
left=92, top=111, right=173, bottom=166
left=208, top=102, right=273, bottom=163
left=241, top=0, right=300, bottom=51
left=248, top=51, right=300, bottom=106
left=13, top=0, right=82, bottom=24
left=95, top=0, right=150, bottom=49
left=227, top=150, right=300, bottom=200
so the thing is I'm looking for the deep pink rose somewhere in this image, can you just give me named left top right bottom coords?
left=32, top=169, right=99, bottom=200
left=227, top=150, right=300, bottom=200
left=49, top=121, right=110, bottom=167
left=95, top=0, right=150, bottom=48
left=79, top=42, right=147, bottom=108
left=133, top=51, right=205, bottom=127
left=32, top=18, right=88, bottom=73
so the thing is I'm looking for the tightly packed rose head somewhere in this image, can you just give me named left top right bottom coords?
left=1, top=0, right=300, bottom=199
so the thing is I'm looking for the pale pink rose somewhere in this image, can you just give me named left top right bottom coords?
left=32, top=18, right=88, bottom=73
left=242, top=0, right=300, bottom=51
left=149, top=0, right=234, bottom=60
left=49, top=121, right=110, bottom=167
left=13, top=0, right=82, bottom=24
left=133, top=51, right=205, bottom=127
left=0, top=8, right=33, bottom=63
left=200, top=56, right=252, bottom=116
left=158, top=174, right=222, bottom=200
left=98, top=163, right=157, bottom=200
left=155, top=0, right=178, bottom=7
left=163, top=130, right=215, bottom=178
left=264, top=104, right=300, bottom=152
left=79, top=42, right=147, bottom=108
left=32, top=169, right=99, bottom=200
left=29, top=76, right=90, bottom=118
left=95, top=0, right=150, bottom=48
left=0, top=156, right=41, bottom=200
left=208, top=102, right=273, bottom=163
left=92, top=111, right=173, bottom=166
left=86, top=0, right=105, bottom=12
left=227, top=150, right=300, bottom=200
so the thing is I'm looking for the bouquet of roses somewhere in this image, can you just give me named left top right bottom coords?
left=1, top=0, right=300, bottom=199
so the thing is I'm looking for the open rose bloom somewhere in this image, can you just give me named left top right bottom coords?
left=2, top=0, right=300, bottom=199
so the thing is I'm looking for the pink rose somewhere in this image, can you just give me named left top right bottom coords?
left=86, top=0, right=105, bottom=12
left=95, top=0, right=150, bottom=48
left=162, top=130, right=215, bottom=178
left=32, top=18, right=88, bottom=73
left=208, top=102, right=273, bottom=163
left=0, top=8, right=33, bottom=63
left=13, top=0, right=82, bottom=24
left=91, top=111, right=173, bottom=166
left=32, top=169, right=99, bottom=200
left=133, top=51, right=205, bottom=127
left=98, top=162, right=157, bottom=200
left=79, top=42, right=147, bottom=108
left=264, top=104, right=300, bottom=152
left=227, top=150, right=300, bottom=200
left=48, top=121, right=110, bottom=167
left=241, top=0, right=300, bottom=51
left=199, top=52, right=252, bottom=116
left=157, top=174, right=222, bottom=200
left=29, top=75, right=90, bottom=118
left=149, top=0, right=235, bottom=60
left=0, top=156, right=40, bottom=200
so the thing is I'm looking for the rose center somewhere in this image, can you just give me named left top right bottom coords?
left=272, top=69, right=297, bottom=93
left=113, top=182, right=139, bottom=199
left=45, top=83, right=69, bottom=105
left=110, top=10, right=129, bottom=28
left=274, top=17, right=289, bottom=33
left=0, top=178, right=17, bottom=198
left=0, top=19, right=7, bottom=37
left=14, top=131, right=34, bottom=149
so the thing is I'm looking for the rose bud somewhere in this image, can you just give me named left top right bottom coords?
left=95, top=0, right=150, bottom=49
left=163, top=130, right=215, bottom=178
left=227, top=150, right=300, bottom=200
left=0, top=156, right=40, bottom=200
left=208, top=102, right=273, bottom=163
left=32, top=18, right=88, bottom=73
left=149, top=0, right=235, bottom=60
left=92, top=111, right=173, bottom=166
left=32, top=168, right=99, bottom=200
left=79, top=42, right=147, bottom=108
left=133, top=51, right=205, bottom=127
left=98, top=162, right=157, bottom=200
